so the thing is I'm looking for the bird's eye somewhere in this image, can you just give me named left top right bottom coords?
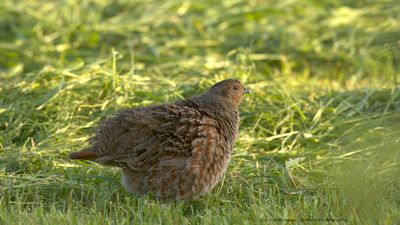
left=233, top=86, right=239, bottom=91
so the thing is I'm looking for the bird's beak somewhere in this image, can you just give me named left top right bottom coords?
left=244, top=88, right=251, bottom=94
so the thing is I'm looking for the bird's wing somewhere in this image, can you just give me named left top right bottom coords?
left=92, top=103, right=220, bottom=170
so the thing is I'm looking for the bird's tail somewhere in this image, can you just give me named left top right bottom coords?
left=69, top=147, right=97, bottom=160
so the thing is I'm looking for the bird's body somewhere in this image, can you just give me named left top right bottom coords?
left=70, top=79, right=249, bottom=200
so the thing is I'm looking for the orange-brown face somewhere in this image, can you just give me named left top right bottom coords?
left=208, top=79, right=251, bottom=106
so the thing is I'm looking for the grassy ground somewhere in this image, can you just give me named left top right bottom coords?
left=1, top=0, right=399, bottom=224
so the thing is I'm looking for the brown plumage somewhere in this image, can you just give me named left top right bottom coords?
left=69, top=79, right=250, bottom=200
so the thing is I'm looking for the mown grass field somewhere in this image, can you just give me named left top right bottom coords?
left=1, top=0, right=399, bottom=224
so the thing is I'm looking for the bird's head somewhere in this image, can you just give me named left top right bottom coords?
left=205, top=79, right=251, bottom=107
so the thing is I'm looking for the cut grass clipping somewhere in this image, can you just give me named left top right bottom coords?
left=1, top=0, right=399, bottom=224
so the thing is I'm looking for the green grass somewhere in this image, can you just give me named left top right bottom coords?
left=1, top=0, right=399, bottom=224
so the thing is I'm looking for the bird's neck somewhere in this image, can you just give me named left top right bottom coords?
left=199, top=93, right=236, bottom=112
left=197, top=94, right=240, bottom=143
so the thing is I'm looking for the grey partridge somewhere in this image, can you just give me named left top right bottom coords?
left=69, top=79, right=250, bottom=200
